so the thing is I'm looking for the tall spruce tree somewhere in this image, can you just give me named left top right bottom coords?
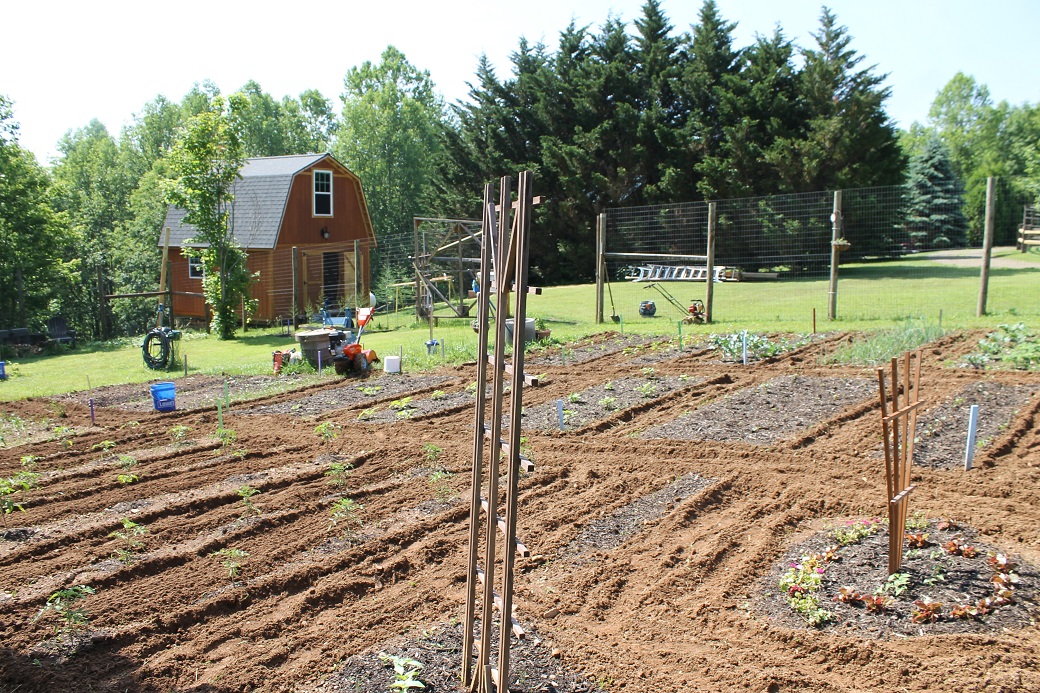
left=904, top=137, right=968, bottom=249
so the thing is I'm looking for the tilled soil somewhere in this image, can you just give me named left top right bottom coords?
left=1, top=329, right=1040, bottom=693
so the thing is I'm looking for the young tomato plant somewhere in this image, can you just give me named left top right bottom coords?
left=0, top=477, right=30, bottom=530
left=108, top=517, right=148, bottom=565
left=314, top=421, right=340, bottom=443
left=210, top=548, right=249, bottom=584
left=325, top=462, right=354, bottom=487
left=116, top=455, right=140, bottom=491
left=35, top=585, right=96, bottom=632
left=377, top=652, right=425, bottom=691
left=328, top=497, right=364, bottom=538
left=237, top=485, right=260, bottom=517
left=421, top=443, right=442, bottom=464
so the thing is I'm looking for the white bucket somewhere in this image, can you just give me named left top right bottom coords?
left=504, top=317, right=536, bottom=343
left=383, top=355, right=402, bottom=373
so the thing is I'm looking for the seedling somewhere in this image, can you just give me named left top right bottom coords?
left=359, top=385, right=383, bottom=396
left=905, top=510, right=928, bottom=531
left=637, top=382, right=656, bottom=398
left=20, top=455, right=39, bottom=471
left=35, top=585, right=96, bottom=632
left=876, top=572, right=910, bottom=598
left=905, top=532, right=929, bottom=548
left=641, top=367, right=657, bottom=379
left=603, top=381, right=615, bottom=391
left=357, top=408, right=378, bottom=421
left=598, top=397, right=618, bottom=411
left=429, top=470, right=454, bottom=501
left=778, top=552, right=833, bottom=626
left=215, top=428, right=237, bottom=448
left=168, top=425, right=192, bottom=445
left=325, top=462, right=354, bottom=487
left=429, top=390, right=446, bottom=400
left=115, top=455, right=140, bottom=491
left=421, top=443, right=442, bottom=464
left=314, top=421, right=340, bottom=443
left=1, top=477, right=29, bottom=529
left=377, top=652, right=425, bottom=691
left=91, top=440, right=116, bottom=453
left=237, top=485, right=260, bottom=517
left=389, top=397, right=413, bottom=411
left=328, top=497, right=364, bottom=537
left=210, top=547, right=248, bottom=583
left=831, top=518, right=881, bottom=546
left=566, top=392, right=582, bottom=404
left=109, top=517, right=148, bottom=565
left=910, top=598, right=942, bottom=623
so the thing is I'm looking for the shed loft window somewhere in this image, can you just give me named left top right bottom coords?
left=188, top=256, right=204, bottom=279
left=313, top=170, right=333, bottom=217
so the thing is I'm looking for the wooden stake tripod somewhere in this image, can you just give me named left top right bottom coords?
left=877, top=350, right=924, bottom=575
left=463, top=172, right=541, bottom=692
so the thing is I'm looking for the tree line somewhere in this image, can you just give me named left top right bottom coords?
left=2, top=0, right=1038, bottom=341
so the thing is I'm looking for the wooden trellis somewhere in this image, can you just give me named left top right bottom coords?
left=877, top=350, right=924, bottom=575
left=463, top=172, right=541, bottom=692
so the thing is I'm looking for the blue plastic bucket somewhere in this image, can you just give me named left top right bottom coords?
left=0, top=361, right=5, bottom=380
left=150, top=382, right=176, bottom=411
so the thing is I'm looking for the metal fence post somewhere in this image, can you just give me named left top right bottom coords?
left=595, top=212, right=606, bottom=324
left=828, top=190, right=842, bottom=321
left=705, top=202, right=717, bottom=323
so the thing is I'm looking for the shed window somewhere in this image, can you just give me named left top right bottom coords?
left=314, top=170, right=333, bottom=216
left=188, top=256, right=204, bottom=279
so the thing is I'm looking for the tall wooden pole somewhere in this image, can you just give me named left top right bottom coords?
left=595, top=212, right=606, bottom=324
left=291, top=246, right=300, bottom=331
left=705, top=202, right=717, bottom=323
left=354, top=239, right=361, bottom=311
left=828, top=191, right=842, bottom=321
left=157, top=227, right=171, bottom=329
left=977, top=176, right=996, bottom=317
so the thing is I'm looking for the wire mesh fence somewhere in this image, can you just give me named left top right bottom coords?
left=601, top=184, right=1040, bottom=327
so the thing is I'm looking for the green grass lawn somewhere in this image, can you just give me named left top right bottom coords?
left=1, top=248, right=1037, bottom=402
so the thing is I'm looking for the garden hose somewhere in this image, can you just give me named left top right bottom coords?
left=142, top=328, right=174, bottom=370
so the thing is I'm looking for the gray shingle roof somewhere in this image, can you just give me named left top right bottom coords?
left=161, top=154, right=330, bottom=249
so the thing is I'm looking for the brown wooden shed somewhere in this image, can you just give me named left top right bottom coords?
left=161, top=153, right=376, bottom=324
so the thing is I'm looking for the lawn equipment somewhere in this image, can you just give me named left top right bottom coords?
left=329, top=307, right=379, bottom=375
left=644, top=282, right=706, bottom=324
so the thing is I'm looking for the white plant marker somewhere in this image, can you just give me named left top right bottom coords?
left=964, top=404, right=980, bottom=471
left=556, top=399, right=565, bottom=430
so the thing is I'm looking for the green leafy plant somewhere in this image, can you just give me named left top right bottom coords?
left=830, top=518, right=881, bottom=546
left=35, top=585, right=96, bottom=632
left=215, top=427, right=237, bottom=447
left=566, top=392, right=582, bottom=404
left=329, top=497, right=364, bottom=537
left=109, top=517, right=148, bottom=565
left=359, top=385, right=383, bottom=396
left=377, top=652, right=425, bottom=691
left=429, top=469, right=454, bottom=501
left=116, top=455, right=139, bottom=489
left=603, top=380, right=615, bottom=391
left=598, top=396, right=618, bottom=411
left=91, top=440, right=116, bottom=453
left=876, top=572, right=910, bottom=598
left=641, top=367, right=657, bottom=379
left=389, top=397, right=413, bottom=411
left=314, top=421, right=340, bottom=443
left=778, top=552, right=833, bottom=627
left=325, top=462, right=354, bottom=487
left=421, top=443, right=442, bottom=464
left=429, top=390, right=446, bottom=400
left=637, top=382, right=656, bottom=398
left=237, top=485, right=260, bottom=517
left=210, top=547, right=249, bottom=583
left=905, top=510, right=928, bottom=531
left=168, top=425, right=192, bottom=445
left=358, top=407, right=378, bottom=421
left=0, top=477, right=29, bottom=530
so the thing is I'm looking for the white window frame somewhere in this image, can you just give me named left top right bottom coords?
left=313, top=169, right=333, bottom=217
left=188, top=256, right=204, bottom=280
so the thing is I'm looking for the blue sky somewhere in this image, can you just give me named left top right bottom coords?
left=5, top=0, right=1038, bottom=163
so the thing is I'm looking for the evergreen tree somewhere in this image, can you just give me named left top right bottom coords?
left=904, top=137, right=968, bottom=248
left=768, top=8, right=904, bottom=192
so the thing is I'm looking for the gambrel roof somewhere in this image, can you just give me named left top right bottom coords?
left=162, top=153, right=346, bottom=249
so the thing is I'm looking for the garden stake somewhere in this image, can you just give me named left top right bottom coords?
left=183, top=354, right=188, bottom=377
left=318, top=350, right=322, bottom=376
left=964, top=404, right=980, bottom=471
left=677, top=321, right=683, bottom=352
left=741, top=330, right=748, bottom=365
left=619, top=314, right=624, bottom=335
left=441, top=339, right=446, bottom=359
left=938, top=309, right=943, bottom=330
left=877, top=349, right=923, bottom=574
left=556, top=399, right=565, bottom=430
left=89, top=398, right=95, bottom=426
left=217, top=399, right=223, bottom=429
left=812, top=308, right=817, bottom=334
left=464, top=173, right=539, bottom=693
left=224, top=380, right=229, bottom=412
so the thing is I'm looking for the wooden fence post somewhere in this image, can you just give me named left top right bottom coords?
left=291, top=246, right=300, bottom=331
left=977, top=176, right=996, bottom=317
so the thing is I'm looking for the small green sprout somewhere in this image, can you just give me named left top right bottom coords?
left=210, top=547, right=249, bottom=583
left=314, top=421, right=340, bottom=443
left=237, top=485, right=260, bottom=517
left=109, top=517, right=148, bottom=565
left=325, top=462, right=354, bottom=487
left=35, top=585, right=96, bottom=632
